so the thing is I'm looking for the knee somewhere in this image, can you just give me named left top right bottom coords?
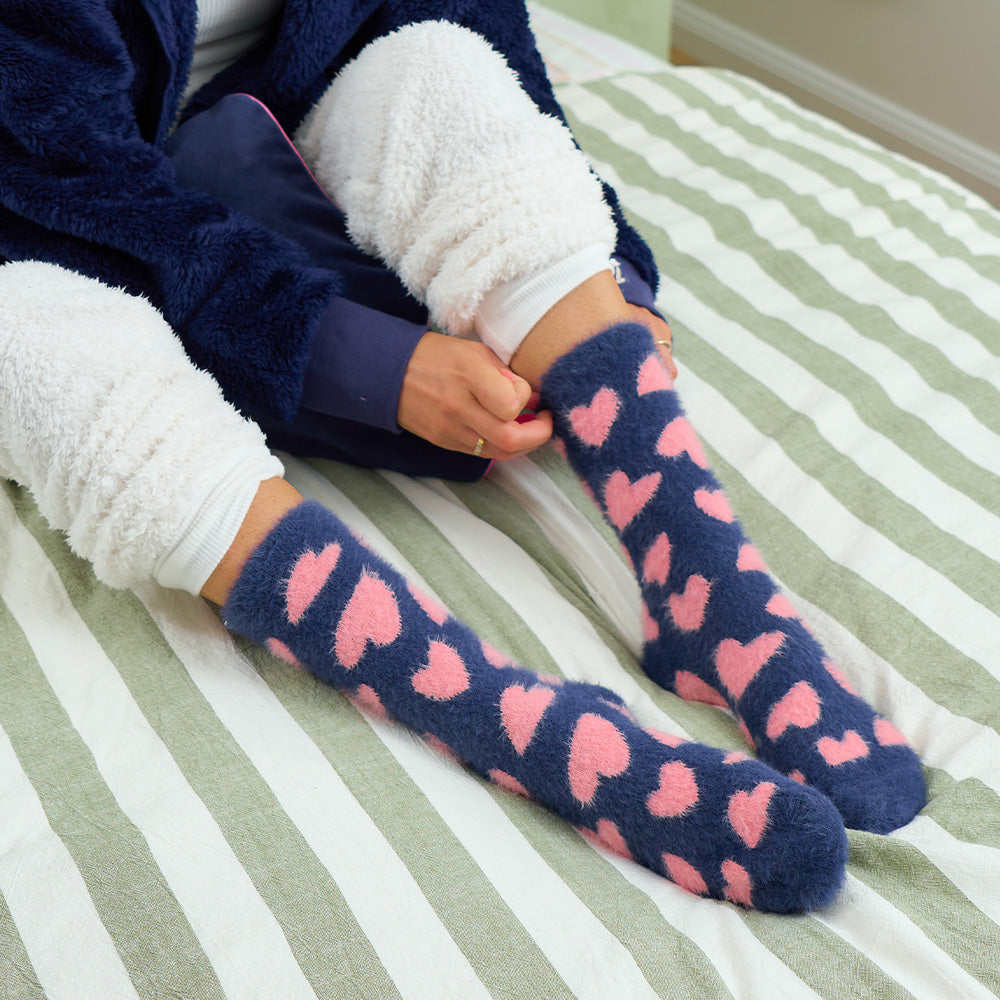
left=351, top=20, right=516, bottom=106
left=297, top=19, right=541, bottom=169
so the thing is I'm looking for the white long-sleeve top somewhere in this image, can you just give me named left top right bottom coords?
left=185, top=0, right=284, bottom=101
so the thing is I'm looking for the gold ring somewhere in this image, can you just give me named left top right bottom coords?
left=473, top=436, right=486, bottom=457
left=654, top=339, right=673, bottom=349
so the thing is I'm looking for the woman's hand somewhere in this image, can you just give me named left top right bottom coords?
left=628, top=304, right=677, bottom=381
left=398, top=332, right=553, bottom=460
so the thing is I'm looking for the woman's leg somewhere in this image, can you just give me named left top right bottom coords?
left=0, top=261, right=847, bottom=913
left=295, top=21, right=925, bottom=834
left=294, top=21, right=618, bottom=363
left=0, top=261, right=284, bottom=595
left=537, top=322, right=926, bottom=833
left=514, top=278, right=926, bottom=835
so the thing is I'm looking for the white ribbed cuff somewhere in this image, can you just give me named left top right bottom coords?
left=154, top=450, right=284, bottom=595
left=473, top=244, right=614, bottom=363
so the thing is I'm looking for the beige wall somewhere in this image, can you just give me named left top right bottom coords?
left=539, top=0, right=672, bottom=56
left=672, top=0, right=1000, bottom=205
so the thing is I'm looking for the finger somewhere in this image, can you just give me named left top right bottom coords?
left=494, top=410, right=554, bottom=460
left=469, top=433, right=489, bottom=458
left=468, top=409, right=553, bottom=461
left=473, top=363, right=533, bottom=423
left=655, top=341, right=679, bottom=381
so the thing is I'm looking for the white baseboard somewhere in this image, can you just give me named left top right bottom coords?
left=672, top=0, right=1000, bottom=206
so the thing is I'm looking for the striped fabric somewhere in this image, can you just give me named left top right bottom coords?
left=3, top=12, right=999, bottom=1000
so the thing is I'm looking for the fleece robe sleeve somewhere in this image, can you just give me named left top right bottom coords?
left=0, top=3, right=338, bottom=422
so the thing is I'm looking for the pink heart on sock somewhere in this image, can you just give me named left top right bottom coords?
left=481, top=640, right=511, bottom=667
left=874, top=717, right=909, bottom=747
left=604, top=471, right=662, bottom=531
left=647, top=760, right=700, bottom=818
left=662, top=853, right=708, bottom=896
left=656, top=417, right=709, bottom=468
left=489, top=769, right=531, bottom=798
left=674, top=671, right=728, bottom=708
left=501, top=684, right=556, bottom=755
left=569, top=386, right=620, bottom=447
left=581, top=818, right=633, bottom=860
left=424, top=734, right=461, bottom=763
left=349, top=684, right=388, bottom=721
left=694, top=488, right=735, bottom=523
left=715, top=631, right=786, bottom=701
left=334, top=571, right=401, bottom=668
left=766, top=681, right=822, bottom=741
left=669, top=574, right=712, bottom=632
left=568, top=713, right=631, bottom=804
left=641, top=603, right=660, bottom=642
left=266, top=637, right=302, bottom=667
left=722, top=860, right=753, bottom=907
left=766, top=593, right=798, bottom=619
left=412, top=640, right=470, bottom=701
left=817, top=730, right=870, bottom=765
left=642, top=532, right=672, bottom=586
left=407, top=582, right=449, bottom=626
left=728, top=781, right=776, bottom=848
left=637, top=353, right=673, bottom=395
left=648, top=728, right=686, bottom=748
left=285, top=544, right=341, bottom=625
left=737, top=543, right=767, bottom=572
left=823, top=658, right=859, bottom=695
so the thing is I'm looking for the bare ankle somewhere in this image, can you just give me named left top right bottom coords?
left=201, top=477, right=304, bottom=605
left=509, top=271, right=631, bottom=388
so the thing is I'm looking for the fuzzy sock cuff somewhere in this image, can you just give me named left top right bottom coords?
left=295, top=20, right=616, bottom=336
left=541, top=320, right=657, bottom=407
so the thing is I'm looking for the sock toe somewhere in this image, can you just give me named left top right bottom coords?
left=818, top=746, right=927, bottom=834
left=744, top=783, right=848, bottom=914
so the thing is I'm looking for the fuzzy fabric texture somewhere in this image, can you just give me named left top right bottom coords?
left=0, top=262, right=281, bottom=592
left=295, top=20, right=617, bottom=344
left=541, top=322, right=927, bottom=834
left=0, top=0, right=656, bottom=423
left=0, top=1, right=340, bottom=422
left=224, top=499, right=848, bottom=912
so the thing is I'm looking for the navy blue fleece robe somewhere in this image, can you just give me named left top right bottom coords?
left=0, top=0, right=659, bottom=476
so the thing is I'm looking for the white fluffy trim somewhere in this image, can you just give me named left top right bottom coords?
left=0, top=262, right=281, bottom=591
left=295, top=20, right=616, bottom=336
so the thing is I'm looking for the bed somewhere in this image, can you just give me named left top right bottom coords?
left=2, top=7, right=998, bottom=999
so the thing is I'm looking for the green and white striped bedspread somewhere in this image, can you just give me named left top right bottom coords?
left=2, top=20, right=999, bottom=1000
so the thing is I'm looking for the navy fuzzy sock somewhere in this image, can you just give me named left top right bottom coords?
left=223, top=500, right=847, bottom=912
left=541, top=323, right=926, bottom=834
